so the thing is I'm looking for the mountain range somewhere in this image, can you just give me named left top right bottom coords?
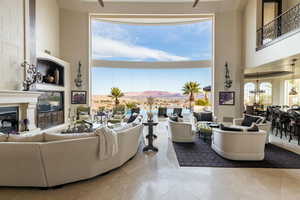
left=124, top=91, right=184, bottom=99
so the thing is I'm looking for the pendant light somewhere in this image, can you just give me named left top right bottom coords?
left=250, top=73, right=265, bottom=94
left=289, top=59, right=298, bottom=96
left=250, top=73, right=265, bottom=105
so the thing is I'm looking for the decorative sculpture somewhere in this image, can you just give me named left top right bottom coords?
left=224, top=62, right=233, bottom=89
left=21, top=61, right=42, bottom=91
left=74, top=61, right=83, bottom=88
left=146, top=97, right=155, bottom=122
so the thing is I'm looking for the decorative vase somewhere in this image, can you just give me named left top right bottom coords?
left=46, top=75, right=55, bottom=83
left=147, top=112, right=153, bottom=122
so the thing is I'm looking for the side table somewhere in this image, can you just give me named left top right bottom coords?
left=143, top=121, right=159, bottom=152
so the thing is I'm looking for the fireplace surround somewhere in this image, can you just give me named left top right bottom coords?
left=0, top=90, right=41, bottom=133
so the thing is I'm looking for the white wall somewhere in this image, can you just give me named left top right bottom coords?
left=36, top=0, right=60, bottom=58
left=287, top=0, right=300, bottom=9
left=214, top=11, right=244, bottom=121
left=0, top=0, right=24, bottom=90
left=59, top=8, right=244, bottom=120
left=0, top=0, right=60, bottom=90
left=60, top=9, right=90, bottom=105
left=272, top=79, right=285, bottom=105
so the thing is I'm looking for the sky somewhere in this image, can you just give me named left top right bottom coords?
left=92, top=67, right=212, bottom=95
left=91, top=19, right=212, bottom=94
left=92, top=20, right=212, bottom=61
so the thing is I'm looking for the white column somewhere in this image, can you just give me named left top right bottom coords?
left=26, top=103, right=37, bottom=131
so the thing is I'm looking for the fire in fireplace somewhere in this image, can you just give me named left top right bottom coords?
left=0, top=107, right=19, bottom=134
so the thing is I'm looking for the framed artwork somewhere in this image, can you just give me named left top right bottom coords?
left=219, top=91, right=235, bottom=105
left=71, top=91, right=87, bottom=104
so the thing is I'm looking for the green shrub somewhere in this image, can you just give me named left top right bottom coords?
left=195, top=99, right=211, bottom=106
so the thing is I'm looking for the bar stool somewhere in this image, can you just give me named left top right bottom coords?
left=273, top=110, right=282, bottom=137
left=281, top=112, right=291, bottom=139
left=270, top=107, right=278, bottom=133
left=288, top=111, right=300, bottom=145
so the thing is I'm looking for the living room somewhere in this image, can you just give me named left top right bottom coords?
left=1, top=0, right=300, bottom=200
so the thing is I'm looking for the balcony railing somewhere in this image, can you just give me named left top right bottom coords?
left=257, top=2, right=300, bottom=50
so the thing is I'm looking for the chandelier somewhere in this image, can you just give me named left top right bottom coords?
left=250, top=73, right=265, bottom=95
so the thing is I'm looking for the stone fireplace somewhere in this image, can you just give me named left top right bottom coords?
left=0, top=90, right=42, bottom=133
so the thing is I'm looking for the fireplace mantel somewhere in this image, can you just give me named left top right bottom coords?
left=0, top=90, right=42, bottom=133
left=0, top=90, right=42, bottom=104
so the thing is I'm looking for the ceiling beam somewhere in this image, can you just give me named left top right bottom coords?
left=98, top=0, right=104, bottom=7
left=193, top=0, right=199, bottom=8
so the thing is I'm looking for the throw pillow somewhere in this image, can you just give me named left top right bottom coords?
left=0, top=132, right=8, bottom=142
left=127, top=113, right=138, bottom=124
left=220, top=124, right=242, bottom=132
left=241, top=115, right=261, bottom=127
left=193, top=112, right=213, bottom=122
left=201, top=112, right=213, bottom=122
left=132, top=116, right=143, bottom=126
left=255, top=116, right=266, bottom=124
left=193, top=112, right=200, bottom=121
left=169, top=115, right=178, bottom=122
left=247, top=124, right=259, bottom=132
left=44, top=132, right=96, bottom=142
left=8, top=132, right=44, bottom=142
left=256, top=117, right=267, bottom=124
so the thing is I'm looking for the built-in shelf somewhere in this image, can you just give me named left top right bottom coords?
left=34, top=52, right=70, bottom=131
left=36, top=58, right=65, bottom=87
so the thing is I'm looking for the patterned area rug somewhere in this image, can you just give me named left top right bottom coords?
left=172, top=138, right=300, bottom=168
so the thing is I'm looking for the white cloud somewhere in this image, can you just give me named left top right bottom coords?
left=185, top=21, right=212, bottom=35
left=92, top=36, right=189, bottom=61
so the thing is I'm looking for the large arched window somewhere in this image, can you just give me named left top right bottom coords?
left=90, top=17, right=213, bottom=114
left=259, top=82, right=272, bottom=105
left=285, top=79, right=300, bottom=106
left=244, top=82, right=256, bottom=105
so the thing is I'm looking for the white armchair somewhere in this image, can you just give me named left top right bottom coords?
left=211, top=128, right=267, bottom=161
left=233, top=115, right=271, bottom=143
left=168, top=120, right=196, bottom=143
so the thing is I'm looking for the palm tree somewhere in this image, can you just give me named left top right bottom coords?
left=182, top=81, right=201, bottom=111
left=110, top=87, right=124, bottom=106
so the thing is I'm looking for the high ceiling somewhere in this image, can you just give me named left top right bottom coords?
left=58, top=0, right=248, bottom=14
left=82, top=0, right=221, bottom=2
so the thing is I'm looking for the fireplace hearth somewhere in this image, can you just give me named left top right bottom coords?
left=0, top=107, right=19, bottom=134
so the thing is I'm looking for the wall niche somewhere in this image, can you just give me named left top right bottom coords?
left=37, top=59, right=64, bottom=87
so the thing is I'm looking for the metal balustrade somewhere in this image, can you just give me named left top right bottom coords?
left=257, top=2, right=300, bottom=50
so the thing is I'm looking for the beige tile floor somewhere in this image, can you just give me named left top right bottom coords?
left=0, top=122, right=300, bottom=200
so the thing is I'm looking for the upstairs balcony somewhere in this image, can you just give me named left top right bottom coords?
left=257, top=2, right=300, bottom=51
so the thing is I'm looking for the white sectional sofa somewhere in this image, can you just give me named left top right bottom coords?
left=211, top=128, right=267, bottom=161
left=0, top=124, right=143, bottom=187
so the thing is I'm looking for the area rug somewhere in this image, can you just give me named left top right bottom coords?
left=172, top=139, right=300, bottom=168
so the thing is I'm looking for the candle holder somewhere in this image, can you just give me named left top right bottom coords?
left=21, top=61, right=42, bottom=91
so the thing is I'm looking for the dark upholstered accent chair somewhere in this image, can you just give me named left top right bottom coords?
left=76, top=106, right=90, bottom=120
left=131, top=107, right=140, bottom=115
left=158, top=107, right=168, bottom=118
left=173, top=108, right=183, bottom=118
